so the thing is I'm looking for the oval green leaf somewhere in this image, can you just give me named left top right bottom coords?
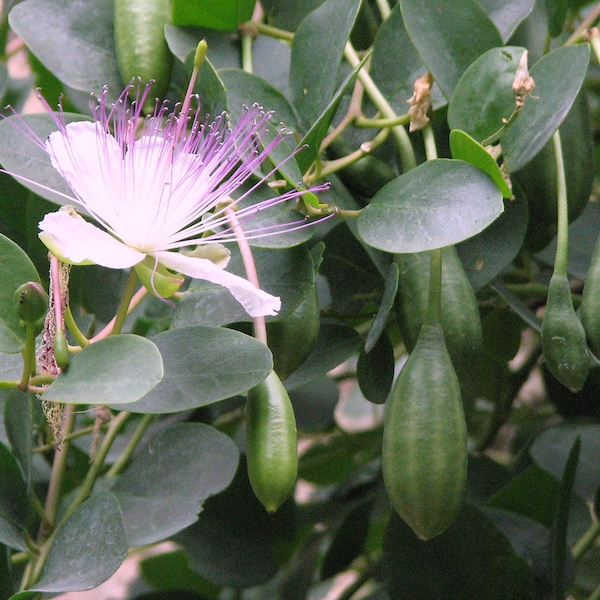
left=401, top=0, right=502, bottom=99
left=449, top=129, right=512, bottom=198
left=42, top=335, right=164, bottom=405
left=32, top=492, right=127, bottom=592
left=9, top=0, right=122, bottom=94
left=111, top=326, right=272, bottom=414
left=0, top=234, right=42, bottom=353
left=502, top=44, right=590, bottom=172
left=172, top=0, right=256, bottom=30
left=290, top=0, right=361, bottom=125
left=112, top=423, right=239, bottom=545
left=448, top=47, right=526, bottom=144
left=478, top=0, right=535, bottom=41
left=357, top=159, right=504, bottom=253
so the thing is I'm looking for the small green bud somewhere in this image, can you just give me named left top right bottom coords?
left=14, top=282, right=49, bottom=323
left=53, top=328, right=70, bottom=370
left=194, top=39, right=208, bottom=70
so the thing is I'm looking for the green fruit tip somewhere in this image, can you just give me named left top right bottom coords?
left=14, top=282, right=48, bottom=323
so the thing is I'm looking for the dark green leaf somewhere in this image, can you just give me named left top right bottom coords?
left=357, top=159, right=504, bottom=253
left=364, top=262, right=398, bottom=353
left=112, top=423, right=239, bottom=545
left=172, top=0, right=256, bottom=30
left=487, top=464, right=561, bottom=529
left=3, top=391, right=32, bottom=489
left=477, top=0, right=535, bottom=41
left=295, top=53, right=368, bottom=174
left=529, top=423, right=600, bottom=501
left=0, top=113, right=90, bottom=206
left=175, top=457, right=296, bottom=588
left=456, top=184, right=528, bottom=290
left=371, top=3, right=446, bottom=114
left=553, top=436, right=580, bottom=600
left=382, top=504, right=531, bottom=599
left=285, top=324, right=362, bottom=391
left=174, top=244, right=315, bottom=327
left=545, top=0, right=567, bottom=37
left=357, top=332, right=394, bottom=405
left=140, top=549, right=220, bottom=595
left=0, top=233, right=41, bottom=353
left=401, top=0, right=502, bottom=99
left=43, top=335, right=164, bottom=405
left=9, top=0, right=122, bottom=94
left=32, top=492, right=127, bottom=592
left=448, top=48, right=526, bottom=145
left=289, top=0, right=361, bottom=124
left=502, top=44, right=590, bottom=172
left=0, top=439, right=27, bottom=534
left=111, top=326, right=272, bottom=414
left=0, top=543, right=13, bottom=599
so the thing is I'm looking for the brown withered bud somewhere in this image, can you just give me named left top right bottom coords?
left=407, top=72, right=434, bottom=132
left=513, top=50, right=535, bottom=110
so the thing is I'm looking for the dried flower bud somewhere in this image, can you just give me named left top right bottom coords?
left=513, top=50, right=535, bottom=110
left=407, top=72, right=433, bottom=132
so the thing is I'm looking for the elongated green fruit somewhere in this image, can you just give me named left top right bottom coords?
left=114, top=0, right=173, bottom=107
left=580, top=234, right=600, bottom=356
left=246, top=370, right=298, bottom=512
left=394, top=246, right=482, bottom=375
left=267, top=285, right=320, bottom=380
left=382, top=323, right=467, bottom=541
left=542, top=273, right=589, bottom=392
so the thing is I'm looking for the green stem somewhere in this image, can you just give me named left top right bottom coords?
left=565, top=1, right=600, bottom=45
left=110, top=269, right=140, bottom=336
left=28, top=411, right=131, bottom=586
left=552, top=130, right=569, bottom=277
left=0, top=380, right=19, bottom=389
left=18, top=322, right=37, bottom=391
left=354, top=113, right=411, bottom=128
left=374, top=0, right=392, bottom=20
left=422, top=122, right=438, bottom=161
left=572, top=520, right=600, bottom=561
left=39, top=404, right=76, bottom=537
left=343, top=42, right=417, bottom=171
left=426, top=248, right=443, bottom=325
left=248, top=21, right=294, bottom=43
left=241, top=29, right=253, bottom=73
left=63, top=305, right=89, bottom=348
left=106, top=413, right=154, bottom=478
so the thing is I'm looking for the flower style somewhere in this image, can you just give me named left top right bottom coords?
left=14, top=84, right=328, bottom=317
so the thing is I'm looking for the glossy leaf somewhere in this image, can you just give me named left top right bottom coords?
left=43, top=335, right=164, bottom=405
left=456, top=185, right=528, bottom=290
left=382, top=505, right=531, bottom=599
left=401, top=0, right=502, bottom=99
left=112, top=326, right=271, bottom=414
left=295, top=52, right=368, bottom=174
left=371, top=3, right=446, bottom=114
left=289, top=0, right=361, bottom=124
left=32, top=492, right=127, bottom=592
left=529, top=423, right=600, bottom=501
left=175, top=457, right=296, bottom=588
left=8, top=0, right=122, bottom=94
left=174, top=244, right=315, bottom=327
left=0, top=113, right=89, bottom=206
left=172, top=0, right=256, bottom=30
left=477, top=0, right=535, bottom=41
left=449, top=129, right=512, bottom=197
left=448, top=47, right=526, bottom=145
left=112, top=423, right=239, bottom=545
left=502, top=44, right=590, bottom=172
left=357, top=159, right=504, bottom=253
left=284, top=324, right=363, bottom=391
left=3, top=391, right=32, bottom=488
left=0, top=233, right=42, bottom=353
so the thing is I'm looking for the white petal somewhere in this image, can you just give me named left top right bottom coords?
left=46, top=122, right=124, bottom=225
left=157, top=251, right=281, bottom=317
left=39, top=209, right=145, bottom=268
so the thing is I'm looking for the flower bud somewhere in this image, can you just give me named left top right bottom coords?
left=14, top=282, right=49, bottom=323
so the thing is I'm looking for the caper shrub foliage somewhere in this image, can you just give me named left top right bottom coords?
left=1, top=0, right=600, bottom=598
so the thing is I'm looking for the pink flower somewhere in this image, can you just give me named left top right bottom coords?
left=10, top=83, right=327, bottom=317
